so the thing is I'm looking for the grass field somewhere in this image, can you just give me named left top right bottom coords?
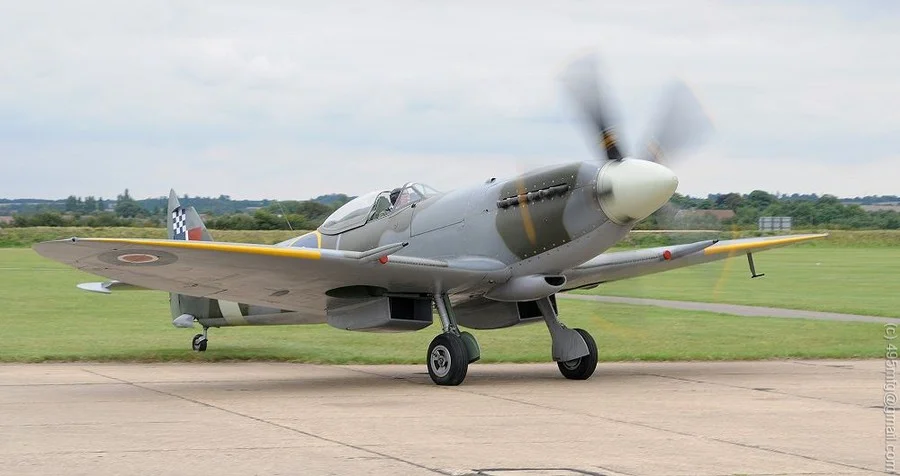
left=579, top=246, right=900, bottom=318
left=0, top=248, right=887, bottom=363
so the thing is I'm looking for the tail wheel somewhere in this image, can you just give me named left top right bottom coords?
left=427, top=333, right=469, bottom=386
left=557, top=328, right=597, bottom=380
left=191, top=334, right=208, bottom=352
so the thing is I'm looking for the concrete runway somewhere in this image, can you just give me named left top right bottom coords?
left=0, top=360, right=887, bottom=475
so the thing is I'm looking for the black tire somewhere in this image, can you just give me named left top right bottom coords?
left=557, top=328, right=597, bottom=380
left=192, top=334, right=208, bottom=352
left=427, top=333, right=470, bottom=386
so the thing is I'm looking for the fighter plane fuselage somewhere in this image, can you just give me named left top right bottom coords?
left=298, top=159, right=676, bottom=291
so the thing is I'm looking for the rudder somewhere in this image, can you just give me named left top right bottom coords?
left=167, top=189, right=213, bottom=241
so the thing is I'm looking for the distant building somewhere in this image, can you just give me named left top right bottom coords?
left=0, top=216, right=13, bottom=224
left=759, top=216, right=792, bottom=232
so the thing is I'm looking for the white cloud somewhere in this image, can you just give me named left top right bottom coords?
left=676, top=147, right=900, bottom=197
left=0, top=0, right=898, bottom=199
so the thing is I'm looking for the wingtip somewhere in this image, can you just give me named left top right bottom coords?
left=798, top=233, right=829, bottom=240
left=32, top=236, right=76, bottom=249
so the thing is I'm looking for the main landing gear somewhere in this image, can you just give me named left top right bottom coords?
left=191, top=326, right=209, bottom=352
left=536, top=297, right=598, bottom=380
left=427, top=294, right=480, bottom=386
left=424, top=294, right=598, bottom=385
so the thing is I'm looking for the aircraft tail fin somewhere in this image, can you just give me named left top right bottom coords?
left=167, top=189, right=213, bottom=242
left=166, top=189, right=218, bottom=327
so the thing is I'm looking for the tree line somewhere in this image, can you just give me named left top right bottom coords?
left=637, top=191, right=900, bottom=230
left=5, top=190, right=352, bottom=230
left=4, top=189, right=900, bottom=230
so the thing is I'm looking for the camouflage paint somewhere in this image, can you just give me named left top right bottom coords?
left=494, top=163, right=587, bottom=260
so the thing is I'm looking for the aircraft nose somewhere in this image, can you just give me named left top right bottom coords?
left=595, top=159, right=678, bottom=224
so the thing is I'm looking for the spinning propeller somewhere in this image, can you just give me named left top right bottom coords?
left=560, top=53, right=713, bottom=168
left=562, top=53, right=715, bottom=228
left=560, top=55, right=738, bottom=307
left=518, top=53, right=714, bottom=244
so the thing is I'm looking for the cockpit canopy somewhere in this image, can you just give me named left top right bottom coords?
left=319, top=182, right=440, bottom=235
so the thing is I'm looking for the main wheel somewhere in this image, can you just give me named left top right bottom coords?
left=191, top=334, right=208, bottom=352
left=557, top=328, right=597, bottom=380
left=427, top=333, right=470, bottom=386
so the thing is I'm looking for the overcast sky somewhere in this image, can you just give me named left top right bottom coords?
left=1, top=1, right=898, bottom=200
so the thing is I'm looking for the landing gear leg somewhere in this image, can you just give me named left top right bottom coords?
left=537, top=297, right=597, bottom=380
left=191, top=326, right=208, bottom=352
left=426, top=294, right=477, bottom=386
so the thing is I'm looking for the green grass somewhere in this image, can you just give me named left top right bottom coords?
left=579, top=247, right=900, bottom=318
left=0, top=248, right=886, bottom=363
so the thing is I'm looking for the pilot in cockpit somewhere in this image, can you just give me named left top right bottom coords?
left=370, top=188, right=399, bottom=221
left=372, top=185, right=426, bottom=221
left=389, top=188, right=402, bottom=206
left=370, top=190, right=394, bottom=221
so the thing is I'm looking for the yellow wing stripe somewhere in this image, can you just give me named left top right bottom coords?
left=85, top=238, right=322, bottom=260
left=703, top=233, right=828, bottom=255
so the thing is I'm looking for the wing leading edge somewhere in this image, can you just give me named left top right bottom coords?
left=562, top=233, right=828, bottom=290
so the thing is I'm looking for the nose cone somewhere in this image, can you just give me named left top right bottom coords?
left=595, top=159, right=678, bottom=224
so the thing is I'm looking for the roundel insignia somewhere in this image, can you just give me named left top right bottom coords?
left=98, top=249, right=178, bottom=266
left=116, top=253, right=160, bottom=264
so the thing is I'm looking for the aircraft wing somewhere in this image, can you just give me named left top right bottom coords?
left=562, top=233, right=828, bottom=290
left=34, top=238, right=505, bottom=313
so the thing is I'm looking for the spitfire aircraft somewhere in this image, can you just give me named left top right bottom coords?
left=34, top=55, right=825, bottom=386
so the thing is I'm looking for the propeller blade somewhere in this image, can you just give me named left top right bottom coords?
left=637, top=80, right=714, bottom=164
left=653, top=202, right=684, bottom=230
left=560, top=54, right=624, bottom=162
